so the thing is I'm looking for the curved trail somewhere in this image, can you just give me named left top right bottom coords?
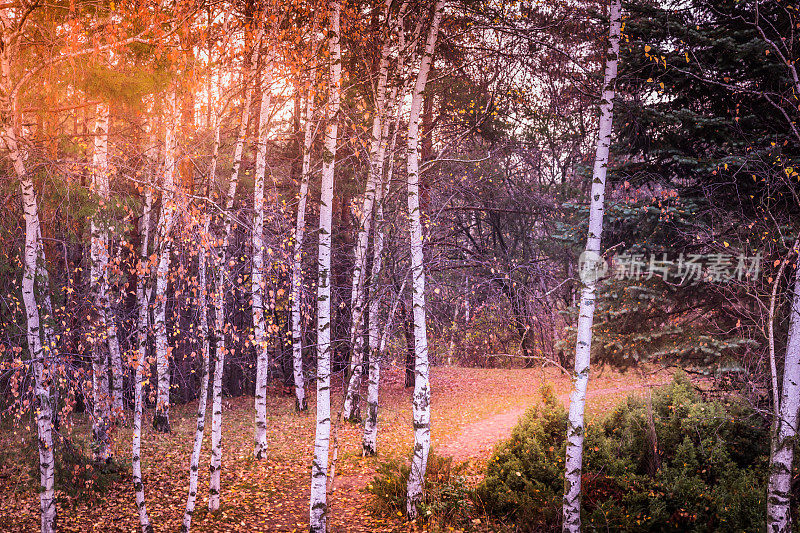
left=438, top=381, right=661, bottom=461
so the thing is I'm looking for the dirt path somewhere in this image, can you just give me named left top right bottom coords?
left=438, top=381, right=662, bottom=461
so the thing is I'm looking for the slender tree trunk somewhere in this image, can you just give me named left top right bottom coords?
left=562, top=1, right=621, bottom=530
left=767, top=238, right=798, bottom=420
left=180, top=114, right=219, bottom=532
left=290, top=73, right=316, bottom=413
left=181, top=213, right=213, bottom=533
left=361, top=174, right=389, bottom=455
left=153, top=91, right=179, bottom=433
left=464, top=274, right=470, bottom=324
left=209, top=32, right=261, bottom=510
left=133, top=181, right=154, bottom=533
left=362, top=270, right=407, bottom=457
left=401, top=300, right=415, bottom=388
left=253, top=57, right=274, bottom=459
left=767, top=262, right=800, bottom=532
left=208, top=197, right=226, bottom=512
left=90, top=102, right=113, bottom=460
left=107, top=297, right=125, bottom=419
left=35, top=228, right=59, bottom=430
left=4, top=122, right=57, bottom=533
left=342, top=0, right=405, bottom=423
left=405, top=0, right=444, bottom=518
left=309, top=2, right=341, bottom=530
left=362, top=42, right=407, bottom=454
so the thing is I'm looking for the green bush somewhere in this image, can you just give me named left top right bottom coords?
left=368, top=449, right=473, bottom=524
left=475, top=384, right=567, bottom=530
left=478, top=375, right=771, bottom=532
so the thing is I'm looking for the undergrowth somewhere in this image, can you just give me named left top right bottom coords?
left=25, top=432, right=129, bottom=506
left=368, top=449, right=475, bottom=527
left=477, top=375, right=773, bottom=532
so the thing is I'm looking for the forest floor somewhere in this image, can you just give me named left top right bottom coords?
left=0, top=364, right=669, bottom=532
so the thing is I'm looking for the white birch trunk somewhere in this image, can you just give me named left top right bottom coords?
left=309, top=2, right=341, bottom=530
left=181, top=211, right=214, bottom=533
left=405, top=0, right=444, bottom=518
left=342, top=0, right=407, bottom=422
left=362, top=263, right=406, bottom=457
left=290, top=74, right=316, bottom=413
left=562, top=1, right=621, bottom=530
left=209, top=33, right=261, bottom=509
left=361, top=187, right=387, bottom=455
left=35, top=227, right=59, bottom=429
left=253, top=57, right=274, bottom=459
left=4, top=122, right=57, bottom=533
left=360, top=126, right=392, bottom=454
left=767, top=263, right=800, bottom=532
left=361, top=51, right=407, bottom=456
left=105, top=240, right=124, bottom=420
left=107, top=298, right=125, bottom=419
left=90, top=102, right=112, bottom=460
left=132, top=180, right=153, bottom=533
left=153, top=91, right=179, bottom=433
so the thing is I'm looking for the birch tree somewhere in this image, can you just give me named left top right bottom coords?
left=290, top=20, right=320, bottom=414
left=405, top=0, right=445, bottom=518
left=2, top=118, right=57, bottom=533
left=767, top=263, right=800, bottom=531
left=89, top=102, right=113, bottom=460
left=361, top=131, right=393, bottom=456
left=1, top=14, right=57, bottom=522
left=152, top=89, right=179, bottom=433
left=107, top=280, right=125, bottom=418
left=309, top=1, right=341, bottom=529
left=342, top=0, right=407, bottom=423
left=253, top=49, right=274, bottom=459
left=362, top=15, right=410, bottom=455
left=561, top=1, right=621, bottom=530
left=181, top=118, right=220, bottom=533
left=758, top=9, right=800, bottom=531
left=132, top=178, right=154, bottom=533
left=209, top=29, right=262, bottom=510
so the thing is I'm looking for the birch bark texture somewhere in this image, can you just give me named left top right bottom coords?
left=181, top=215, right=213, bottom=533
left=91, top=103, right=124, bottom=420
left=153, top=90, right=179, bottom=433
left=209, top=31, right=261, bottom=510
left=341, top=0, right=405, bottom=423
left=309, top=2, right=342, bottom=530
left=89, top=102, right=113, bottom=460
left=561, top=1, right=621, bottom=530
left=405, top=0, right=445, bottom=519
left=181, top=117, right=219, bottom=532
left=4, top=122, right=57, bottom=533
left=362, top=40, right=409, bottom=455
left=253, top=53, right=274, bottom=459
left=132, top=180, right=153, bottom=533
left=361, top=157, right=391, bottom=456
left=767, top=261, right=800, bottom=532
left=290, top=65, right=317, bottom=413
left=107, top=293, right=125, bottom=419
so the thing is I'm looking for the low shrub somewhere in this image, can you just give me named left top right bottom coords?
left=475, top=384, right=567, bottom=530
left=368, top=449, right=473, bottom=524
left=478, top=375, right=772, bottom=532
